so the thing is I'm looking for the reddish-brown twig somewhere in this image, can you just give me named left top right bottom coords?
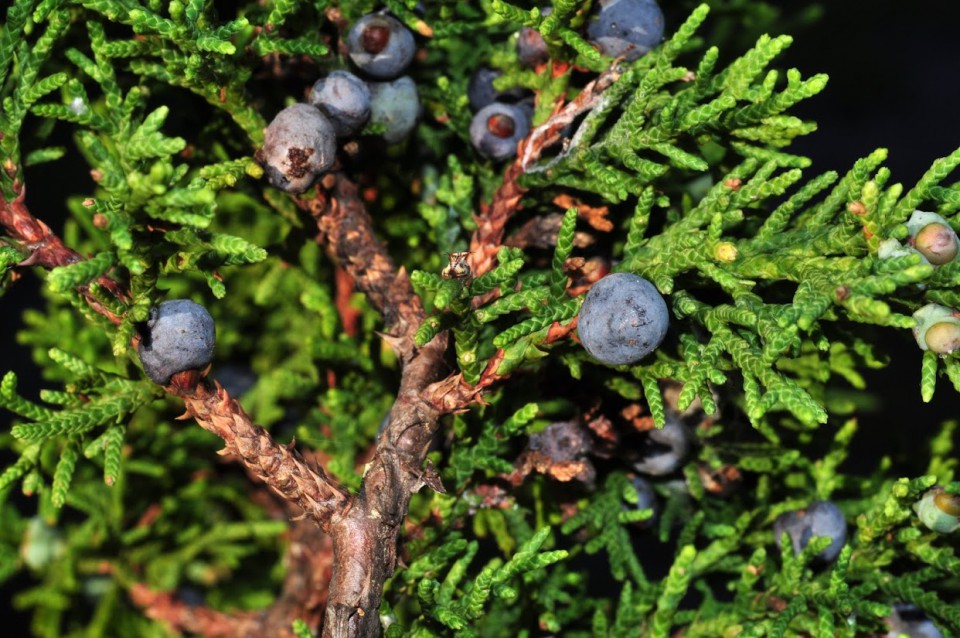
left=469, top=65, right=622, bottom=280
left=0, top=186, right=126, bottom=323
left=170, top=374, right=350, bottom=532
left=130, top=583, right=265, bottom=637
left=1, top=189, right=343, bottom=637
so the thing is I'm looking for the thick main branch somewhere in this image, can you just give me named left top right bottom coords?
left=302, top=66, right=623, bottom=637
left=299, top=175, right=451, bottom=637
left=1, top=61, right=624, bottom=638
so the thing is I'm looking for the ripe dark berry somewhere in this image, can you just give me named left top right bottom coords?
left=773, top=500, right=847, bottom=562
left=586, top=0, right=665, bottom=62
left=886, top=604, right=944, bottom=638
left=347, top=14, right=415, bottom=79
left=309, top=70, right=372, bottom=137
left=259, top=103, right=336, bottom=194
left=517, top=8, right=551, bottom=68
left=577, top=272, right=669, bottom=366
left=527, top=420, right=596, bottom=484
left=138, top=300, right=216, bottom=385
left=632, top=417, right=690, bottom=476
left=469, top=103, right=530, bottom=161
left=629, top=476, right=658, bottom=527
left=467, top=69, right=530, bottom=112
left=368, top=76, right=420, bottom=144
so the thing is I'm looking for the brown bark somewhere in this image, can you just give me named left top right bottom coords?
left=470, top=66, right=622, bottom=281
left=0, top=187, right=126, bottom=323
left=2, top=192, right=342, bottom=635
left=130, top=583, right=265, bottom=637
left=171, top=375, right=350, bottom=533
left=298, top=174, right=452, bottom=637
left=130, top=520, right=333, bottom=638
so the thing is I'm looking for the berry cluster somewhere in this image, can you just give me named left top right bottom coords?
left=518, top=1, right=665, bottom=67
left=467, top=0, right=664, bottom=162
left=258, top=12, right=420, bottom=193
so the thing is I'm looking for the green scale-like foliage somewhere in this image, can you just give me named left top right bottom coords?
left=0, top=1, right=958, bottom=637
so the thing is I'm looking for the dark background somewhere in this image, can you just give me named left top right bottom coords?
left=3, top=0, right=960, bottom=633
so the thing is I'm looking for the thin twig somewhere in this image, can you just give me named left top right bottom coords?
left=170, top=373, right=350, bottom=532
left=130, top=583, right=265, bottom=637
left=0, top=186, right=126, bottom=323
left=468, top=65, right=622, bottom=280
left=1, top=189, right=343, bottom=637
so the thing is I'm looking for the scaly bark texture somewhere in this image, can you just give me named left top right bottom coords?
left=287, top=68, right=623, bottom=636
left=172, top=376, right=350, bottom=533
left=0, top=192, right=343, bottom=637
left=299, top=174, right=452, bottom=637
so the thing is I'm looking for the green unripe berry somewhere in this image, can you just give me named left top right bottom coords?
left=935, top=491, right=960, bottom=516
left=906, top=210, right=959, bottom=266
left=924, top=322, right=960, bottom=354
left=914, top=487, right=960, bottom=534
left=914, top=222, right=958, bottom=265
left=912, top=303, right=960, bottom=354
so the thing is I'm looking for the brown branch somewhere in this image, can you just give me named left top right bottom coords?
left=292, top=66, right=624, bottom=637
left=297, top=174, right=453, bottom=637
left=257, top=518, right=335, bottom=636
left=130, top=583, right=265, bottom=637
left=306, top=175, right=424, bottom=347
left=170, top=373, right=350, bottom=533
left=469, top=65, right=622, bottom=280
left=1, top=187, right=84, bottom=269
left=130, top=518, right=334, bottom=638
left=1, top=188, right=343, bottom=637
left=0, top=186, right=126, bottom=323
left=334, top=266, right=361, bottom=338
left=4, top=61, right=625, bottom=638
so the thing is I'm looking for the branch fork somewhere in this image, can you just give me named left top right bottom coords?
left=0, top=59, right=625, bottom=638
